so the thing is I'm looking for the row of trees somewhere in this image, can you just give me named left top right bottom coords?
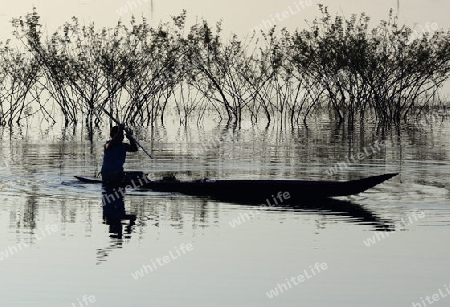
left=1, top=6, right=450, bottom=127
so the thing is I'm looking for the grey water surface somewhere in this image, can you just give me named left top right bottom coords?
left=0, top=119, right=449, bottom=307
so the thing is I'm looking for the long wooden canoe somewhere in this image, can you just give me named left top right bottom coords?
left=74, top=173, right=398, bottom=202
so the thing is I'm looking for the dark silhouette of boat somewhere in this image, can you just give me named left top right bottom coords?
left=75, top=173, right=396, bottom=233
left=74, top=173, right=398, bottom=202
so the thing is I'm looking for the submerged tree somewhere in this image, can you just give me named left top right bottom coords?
left=2, top=6, right=450, bottom=128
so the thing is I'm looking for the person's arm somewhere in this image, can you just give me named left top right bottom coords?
left=105, top=126, right=124, bottom=150
left=125, top=128, right=138, bottom=152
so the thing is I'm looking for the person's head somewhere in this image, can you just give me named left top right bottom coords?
left=110, top=125, right=124, bottom=140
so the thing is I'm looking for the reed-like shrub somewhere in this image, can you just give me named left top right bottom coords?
left=2, top=6, right=449, bottom=128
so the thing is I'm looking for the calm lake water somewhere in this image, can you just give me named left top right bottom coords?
left=0, top=116, right=449, bottom=307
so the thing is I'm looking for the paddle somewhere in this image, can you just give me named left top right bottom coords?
left=100, top=106, right=153, bottom=159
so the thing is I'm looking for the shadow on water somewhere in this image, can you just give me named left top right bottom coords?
left=93, top=186, right=393, bottom=263
left=207, top=194, right=395, bottom=232
left=96, top=186, right=136, bottom=264
left=285, top=198, right=394, bottom=232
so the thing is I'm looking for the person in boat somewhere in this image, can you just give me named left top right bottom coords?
left=101, top=125, right=138, bottom=185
